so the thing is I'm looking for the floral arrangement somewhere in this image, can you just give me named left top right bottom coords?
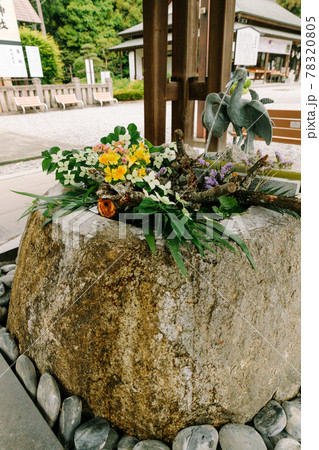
left=16, top=124, right=300, bottom=280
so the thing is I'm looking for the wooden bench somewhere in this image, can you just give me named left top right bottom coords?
left=231, top=109, right=301, bottom=145
left=14, top=96, right=48, bottom=114
left=55, top=93, right=84, bottom=110
left=93, top=91, right=118, bottom=107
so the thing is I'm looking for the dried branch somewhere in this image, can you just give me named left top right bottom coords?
left=234, top=190, right=301, bottom=214
left=239, top=155, right=269, bottom=189
left=189, top=182, right=237, bottom=204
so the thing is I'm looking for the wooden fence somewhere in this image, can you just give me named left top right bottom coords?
left=0, top=77, right=113, bottom=113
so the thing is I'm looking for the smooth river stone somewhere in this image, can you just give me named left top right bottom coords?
left=274, top=438, right=301, bottom=449
left=219, top=424, right=267, bottom=450
left=282, top=401, right=301, bottom=440
left=270, top=430, right=300, bottom=445
left=0, top=274, right=14, bottom=288
left=133, top=440, right=170, bottom=450
left=0, top=330, right=19, bottom=363
left=254, top=400, right=287, bottom=437
left=59, top=396, right=82, bottom=449
left=118, top=435, right=139, bottom=449
left=37, top=372, right=61, bottom=427
left=0, top=291, right=10, bottom=306
left=259, top=432, right=275, bottom=450
left=0, top=281, right=5, bottom=297
left=74, top=417, right=112, bottom=450
left=15, top=354, right=37, bottom=400
left=173, top=425, right=219, bottom=450
left=1, top=264, right=16, bottom=273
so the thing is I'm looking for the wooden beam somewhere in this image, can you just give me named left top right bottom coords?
left=264, top=53, right=270, bottom=84
left=196, top=0, right=209, bottom=139
left=171, top=0, right=199, bottom=144
left=206, top=0, right=236, bottom=152
left=143, top=0, right=168, bottom=145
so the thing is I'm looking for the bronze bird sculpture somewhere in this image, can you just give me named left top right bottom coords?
left=202, top=68, right=273, bottom=155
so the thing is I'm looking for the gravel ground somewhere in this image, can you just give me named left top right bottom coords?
left=0, top=84, right=301, bottom=177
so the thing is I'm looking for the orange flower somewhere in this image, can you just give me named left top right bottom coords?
left=112, top=165, right=127, bottom=181
left=99, top=151, right=120, bottom=166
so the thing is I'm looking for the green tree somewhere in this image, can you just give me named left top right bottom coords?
left=40, top=0, right=143, bottom=81
left=19, top=27, right=63, bottom=84
left=73, top=43, right=106, bottom=79
left=277, top=0, right=301, bottom=17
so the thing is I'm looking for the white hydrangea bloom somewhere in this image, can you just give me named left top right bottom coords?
left=74, top=151, right=86, bottom=163
left=126, top=168, right=143, bottom=184
left=159, top=181, right=173, bottom=196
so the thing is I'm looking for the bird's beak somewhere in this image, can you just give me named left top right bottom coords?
left=226, top=73, right=240, bottom=90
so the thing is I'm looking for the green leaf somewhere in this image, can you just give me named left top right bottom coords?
left=42, top=157, right=51, bottom=171
left=143, top=227, right=157, bottom=255
left=49, top=146, right=60, bottom=154
left=218, top=196, right=239, bottom=210
left=167, top=237, right=188, bottom=280
left=47, top=163, right=57, bottom=174
left=127, top=123, right=137, bottom=134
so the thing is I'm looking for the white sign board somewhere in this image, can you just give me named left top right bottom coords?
left=258, top=37, right=292, bottom=55
left=25, top=46, right=43, bottom=77
left=100, top=71, right=110, bottom=83
left=0, top=0, right=20, bottom=42
left=85, top=58, right=95, bottom=84
left=234, top=27, right=260, bottom=66
left=0, top=44, right=27, bottom=77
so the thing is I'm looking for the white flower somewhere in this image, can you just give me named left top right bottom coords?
left=57, top=161, right=69, bottom=172
left=51, top=150, right=64, bottom=163
left=119, top=133, right=131, bottom=142
left=155, top=192, right=174, bottom=205
left=144, top=171, right=160, bottom=190
left=175, top=193, right=187, bottom=205
left=74, top=151, right=86, bottom=163
left=182, top=207, right=191, bottom=218
left=64, top=173, right=76, bottom=185
left=154, top=155, right=164, bottom=169
left=79, top=167, right=89, bottom=177
left=126, top=169, right=143, bottom=184
left=159, top=181, right=173, bottom=196
left=86, top=151, right=98, bottom=165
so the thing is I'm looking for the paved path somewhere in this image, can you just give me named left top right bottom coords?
left=0, top=353, right=63, bottom=449
left=0, top=171, right=55, bottom=245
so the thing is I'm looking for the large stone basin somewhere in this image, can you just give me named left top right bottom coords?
left=7, top=188, right=300, bottom=442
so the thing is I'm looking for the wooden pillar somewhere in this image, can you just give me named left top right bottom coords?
left=119, top=51, right=123, bottom=78
left=284, top=54, right=290, bottom=77
left=264, top=53, right=269, bottom=84
left=143, top=0, right=168, bottom=145
left=171, top=0, right=199, bottom=144
left=206, top=0, right=236, bottom=152
left=35, top=0, right=47, bottom=36
left=196, top=0, right=210, bottom=140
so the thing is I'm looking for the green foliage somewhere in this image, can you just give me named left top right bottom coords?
left=14, top=186, right=98, bottom=229
left=276, top=0, right=301, bottom=17
left=131, top=198, right=256, bottom=280
left=41, top=0, right=143, bottom=81
left=73, top=43, right=106, bottom=78
left=100, top=123, right=142, bottom=146
left=19, top=27, right=63, bottom=84
left=230, top=77, right=252, bottom=95
left=113, top=79, right=144, bottom=101
left=212, top=196, right=245, bottom=218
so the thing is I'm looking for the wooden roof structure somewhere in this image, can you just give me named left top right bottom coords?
left=143, top=0, right=236, bottom=151
left=13, top=0, right=41, bottom=24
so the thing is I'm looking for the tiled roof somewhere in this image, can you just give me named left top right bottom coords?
left=236, top=0, right=300, bottom=28
left=13, top=0, right=42, bottom=24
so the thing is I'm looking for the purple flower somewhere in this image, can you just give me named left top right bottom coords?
left=204, top=176, right=219, bottom=190
left=275, top=151, right=284, bottom=164
left=146, top=168, right=152, bottom=173
left=257, top=149, right=263, bottom=158
left=220, top=163, right=234, bottom=179
left=156, top=167, right=166, bottom=177
left=242, top=157, right=252, bottom=167
left=198, top=158, right=206, bottom=165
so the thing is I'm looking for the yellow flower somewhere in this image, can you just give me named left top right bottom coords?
left=112, top=165, right=127, bottom=181
left=134, top=148, right=151, bottom=164
left=127, top=154, right=138, bottom=167
left=99, top=151, right=120, bottom=166
left=137, top=167, right=146, bottom=178
left=104, top=166, right=113, bottom=183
